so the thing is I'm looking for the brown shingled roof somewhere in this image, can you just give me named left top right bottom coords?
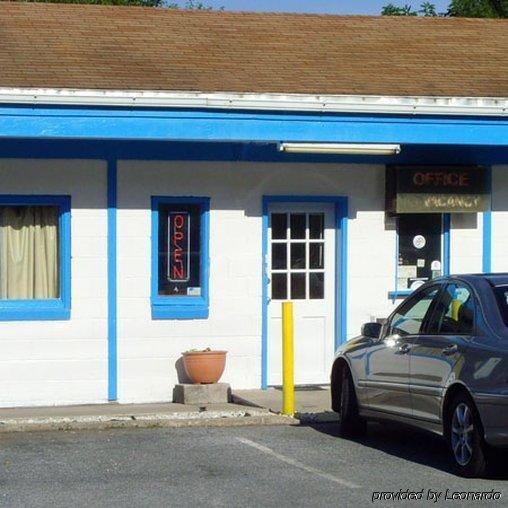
left=1, top=2, right=507, bottom=97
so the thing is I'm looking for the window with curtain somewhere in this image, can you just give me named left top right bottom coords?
left=0, top=205, right=60, bottom=300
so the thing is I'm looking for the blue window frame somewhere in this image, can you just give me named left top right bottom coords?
left=389, top=213, right=450, bottom=300
left=151, top=196, right=210, bottom=319
left=0, top=195, right=71, bottom=321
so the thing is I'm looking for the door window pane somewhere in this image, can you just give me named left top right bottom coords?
left=271, top=273, right=287, bottom=300
left=290, top=214, right=306, bottom=239
left=290, top=243, right=306, bottom=269
left=428, top=284, right=474, bottom=335
left=271, top=214, right=287, bottom=240
left=390, top=286, right=439, bottom=336
left=309, top=272, right=324, bottom=299
left=269, top=208, right=329, bottom=303
left=397, top=214, right=442, bottom=291
left=291, top=273, right=306, bottom=299
left=0, top=205, right=60, bottom=299
left=309, top=243, right=324, bottom=269
left=309, top=214, right=324, bottom=239
left=271, top=243, right=287, bottom=270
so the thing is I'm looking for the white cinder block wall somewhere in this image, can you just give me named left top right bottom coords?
left=492, top=165, right=508, bottom=272
left=450, top=213, right=483, bottom=274
left=0, top=159, right=108, bottom=407
left=0, top=159, right=489, bottom=407
left=117, top=161, right=397, bottom=403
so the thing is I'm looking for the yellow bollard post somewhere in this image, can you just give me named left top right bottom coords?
left=282, top=301, right=295, bottom=416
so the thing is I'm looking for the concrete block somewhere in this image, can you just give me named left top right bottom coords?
left=173, top=383, right=231, bottom=405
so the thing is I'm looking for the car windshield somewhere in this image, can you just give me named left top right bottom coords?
left=493, top=286, right=508, bottom=327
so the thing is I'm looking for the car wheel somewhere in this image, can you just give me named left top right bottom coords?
left=447, top=394, right=488, bottom=478
left=337, top=366, right=366, bottom=437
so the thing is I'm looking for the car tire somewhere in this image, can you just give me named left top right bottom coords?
left=337, top=366, right=366, bottom=437
left=446, top=393, right=488, bottom=478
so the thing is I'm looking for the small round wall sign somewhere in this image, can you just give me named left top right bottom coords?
left=413, top=235, right=426, bottom=249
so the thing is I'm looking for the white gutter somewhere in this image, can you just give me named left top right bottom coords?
left=0, top=88, right=507, bottom=117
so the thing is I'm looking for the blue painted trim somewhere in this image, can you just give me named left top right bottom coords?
left=483, top=212, right=492, bottom=273
left=1, top=139, right=508, bottom=166
left=261, top=198, right=269, bottom=390
left=483, top=167, right=492, bottom=273
left=151, top=196, right=210, bottom=320
left=0, top=195, right=71, bottom=321
left=1, top=105, right=508, bottom=146
left=261, top=195, right=348, bottom=389
left=392, top=218, right=400, bottom=303
left=107, top=159, right=117, bottom=402
left=152, top=306, right=209, bottom=320
left=388, top=290, right=413, bottom=300
left=443, top=213, right=451, bottom=276
left=338, top=200, right=349, bottom=349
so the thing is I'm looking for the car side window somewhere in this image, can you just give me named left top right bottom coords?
left=389, top=286, right=440, bottom=337
left=427, top=283, right=474, bottom=335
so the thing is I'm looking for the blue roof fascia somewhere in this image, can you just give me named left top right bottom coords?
left=0, top=104, right=507, bottom=146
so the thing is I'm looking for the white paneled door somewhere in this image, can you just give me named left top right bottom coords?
left=267, top=203, right=336, bottom=386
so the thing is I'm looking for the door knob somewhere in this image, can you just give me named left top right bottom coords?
left=442, top=344, right=458, bottom=356
left=398, top=343, right=412, bottom=354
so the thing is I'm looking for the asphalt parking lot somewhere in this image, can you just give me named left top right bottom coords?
left=1, top=422, right=506, bottom=507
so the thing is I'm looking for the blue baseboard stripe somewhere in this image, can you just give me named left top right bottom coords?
left=107, top=158, right=118, bottom=401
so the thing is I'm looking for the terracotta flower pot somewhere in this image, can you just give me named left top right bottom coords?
left=182, top=350, right=227, bottom=384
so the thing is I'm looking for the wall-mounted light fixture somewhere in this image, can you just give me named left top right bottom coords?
left=278, top=143, right=401, bottom=155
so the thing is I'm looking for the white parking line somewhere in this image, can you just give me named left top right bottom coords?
left=236, top=437, right=360, bottom=489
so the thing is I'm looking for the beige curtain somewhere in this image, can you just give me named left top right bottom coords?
left=0, top=206, right=59, bottom=299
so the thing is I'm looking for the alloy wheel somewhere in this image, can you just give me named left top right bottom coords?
left=451, top=402, right=474, bottom=466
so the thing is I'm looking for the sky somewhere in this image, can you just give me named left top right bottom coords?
left=198, top=0, right=451, bottom=15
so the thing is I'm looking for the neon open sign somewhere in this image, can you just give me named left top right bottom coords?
left=168, top=211, right=190, bottom=282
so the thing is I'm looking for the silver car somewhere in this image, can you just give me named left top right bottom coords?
left=331, top=274, right=508, bottom=477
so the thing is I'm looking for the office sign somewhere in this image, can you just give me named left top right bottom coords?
left=168, top=211, right=190, bottom=282
left=386, top=166, right=490, bottom=213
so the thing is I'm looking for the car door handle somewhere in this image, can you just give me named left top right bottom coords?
left=442, top=344, right=458, bottom=356
left=397, top=343, right=412, bottom=354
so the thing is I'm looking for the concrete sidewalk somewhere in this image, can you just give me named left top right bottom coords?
left=0, top=400, right=291, bottom=433
left=0, top=387, right=335, bottom=433
left=232, top=386, right=338, bottom=423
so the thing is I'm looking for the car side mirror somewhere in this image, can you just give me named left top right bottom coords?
left=361, top=322, right=382, bottom=339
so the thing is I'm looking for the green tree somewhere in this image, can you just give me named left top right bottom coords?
left=382, top=3, right=418, bottom=15
left=448, top=0, right=508, bottom=17
left=419, top=1, right=438, bottom=15
left=168, top=0, right=219, bottom=9
left=381, top=2, right=438, bottom=15
left=382, top=0, right=508, bottom=17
